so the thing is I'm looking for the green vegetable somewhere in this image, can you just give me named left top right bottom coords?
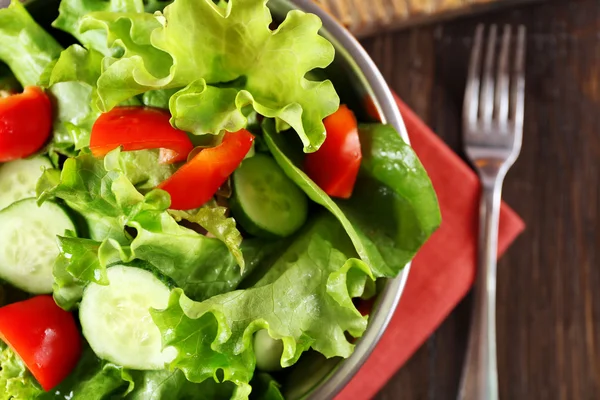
left=52, top=233, right=106, bottom=309
left=53, top=0, right=146, bottom=56
left=142, top=88, right=180, bottom=109
left=150, top=214, right=373, bottom=397
left=0, top=0, right=62, bottom=87
left=249, top=373, right=284, bottom=400
left=263, top=119, right=441, bottom=277
left=40, top=345, right=233, bottom=399
left=126, top=369, right=235, bottom=400
left=170, top=204, right=245, bottom=271
left=253, top=330, right=283, bottom=372
left=75, top=0, right=338, bottom=151
left=79, top=265, right=175, bottom=370
left=230, top=154, right=309, bottom=238
left=0, top=342, right=43, bottom=400
left=103, top=149, right=177, bottom=192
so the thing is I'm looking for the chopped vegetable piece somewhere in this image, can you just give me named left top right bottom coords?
left=159, top=129, right=255, bottom=210
left=0, top=86, right=52, bottom=162
left=90, top=107, right=194, bottom=164
left=0, top=199, right=76, bottom=294
left=304, top=105, right=362, bottom=199
left=0, top=295, right=81, bottom=391
left=79, top=266, right=175, bottom=370
left=230, top=154, right=308, bottom=238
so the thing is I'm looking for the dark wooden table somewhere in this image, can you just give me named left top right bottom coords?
left=363, top=1, right=600, bottom=399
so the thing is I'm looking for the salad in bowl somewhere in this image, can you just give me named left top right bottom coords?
left=0, top=0, right=441, bottom=398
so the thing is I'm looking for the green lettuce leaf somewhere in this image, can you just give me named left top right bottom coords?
left=52, top=232, right=109, bottom=310
left=41, top=344, right=234, bottom=399
left=0, top=342, right=43, bottom=400
left=249, top=373, right=284, bottom=400
left=0, top=0, right=62, bottom=87
left=150, top=214, right=373, bottom=397
left=37, top=151, right=134, bottom=242
left=126, top=369, right=235, bottom=400
left=104, top=148, right=177, bottom=192
left=81, top=0, right=338, bottom=151
left=170, top=204, right=245, bottom=271
left=53, top=0, right=146, bottom=55
left=37, top=149, right=175, bottom=242
left=263, top=119, right=440, bottom=277
left=142, top=88, right=180, bottom=109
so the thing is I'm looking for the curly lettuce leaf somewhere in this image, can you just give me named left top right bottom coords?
left=126, top=369, right=235, bottom=400
left=104, top=148, right=177, bottom=192
left=263, top=119, right=441, bottom=277
left=250, top=373, right=284, bottom=400
left=53, top=0, right=146, bottom=55
left=37, top=148, right=175, bottom=241
left=0, top=0, right=62, bottom=87
left=37, top=152, right=133, bottom=242
left=81, top=0, right=338, bottom=151
left=0, top=342, right=43, bottom=400
left=39, top=344, right=233, bottom=400
left=150, top=214, right=373, bottom=397
left=170, top=204, right=245, bottom=271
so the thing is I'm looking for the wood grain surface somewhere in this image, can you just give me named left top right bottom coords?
left=363, top=0, right=600, bottom=399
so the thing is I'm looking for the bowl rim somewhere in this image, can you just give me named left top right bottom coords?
left=272, top=1, right=413, bottom=398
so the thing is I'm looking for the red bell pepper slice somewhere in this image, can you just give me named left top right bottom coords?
left=304, top=105, right=363, bottom=199
left=0, top=296, right=81, bottom=391
left=90, top=107, right=194, bottom=164
left=159, top=129, right=255, bottom=210
left=0, top=86, right=52, bottom=162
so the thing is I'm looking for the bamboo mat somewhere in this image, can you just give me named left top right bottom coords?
left=315, top=0, right=538, bottom=37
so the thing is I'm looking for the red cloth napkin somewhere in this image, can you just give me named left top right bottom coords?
left=336, top=96, right=525, bottom=400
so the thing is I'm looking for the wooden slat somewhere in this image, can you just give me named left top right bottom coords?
left=312, top=0, right=541, bottom=38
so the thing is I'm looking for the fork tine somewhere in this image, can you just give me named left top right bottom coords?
left=480, top=25, right=497, bottom=125
left=511, top=25, right=527, bottom=134
left=495, top=25, right=511, bottom=124
left=463, top=24, right=484, bottom=128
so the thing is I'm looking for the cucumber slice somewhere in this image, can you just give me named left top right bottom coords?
left=79, top=266, right=176, bottom=370
left=231, top=154, right=308, bottom=238
left=0, top=156, right=53, bottom=210
left=0, top=198, right=75, bottom=294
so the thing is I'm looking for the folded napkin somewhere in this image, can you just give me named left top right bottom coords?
left=336, top=96, right=525, bottom=399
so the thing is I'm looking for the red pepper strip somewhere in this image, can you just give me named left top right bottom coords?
left=159, top=129, right=255, bottom=210
left=304, top=105, right=363, bottom=199
left=0, top=86, right=52, bottom=162
left=0, top=296, right=82, bottom=391
left=90, top=107, right=194, bottom=164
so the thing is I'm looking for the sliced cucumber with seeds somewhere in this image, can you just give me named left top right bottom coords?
left=79, top=266, right=176, bottom=370
left=231, top=154, right=308, bottom=238
left=0, top=156, right=53, bottom=210
left=0, top=198, right=75, bottom=293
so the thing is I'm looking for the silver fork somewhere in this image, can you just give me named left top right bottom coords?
left=458, top=24, right=526, bottom=400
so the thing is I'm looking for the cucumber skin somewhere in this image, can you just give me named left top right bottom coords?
left=230, top=154, right=308, bottom=239
left=229, top=193, right=282, bottom=239
left=106, top=260, right=177, bottom=289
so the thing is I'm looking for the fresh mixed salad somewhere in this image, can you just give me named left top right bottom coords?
left=0, top=0, right=441, bottom=398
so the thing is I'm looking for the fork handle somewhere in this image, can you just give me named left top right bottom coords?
left=458, top=179, right=503, bottom=400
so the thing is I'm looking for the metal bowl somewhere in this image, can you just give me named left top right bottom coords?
left=4, top=0, right=412, bottom=398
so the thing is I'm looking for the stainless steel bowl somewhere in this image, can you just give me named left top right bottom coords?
left=2, top=0, right=412, bottom=398
left=268, top=2, right=412, bottom=398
